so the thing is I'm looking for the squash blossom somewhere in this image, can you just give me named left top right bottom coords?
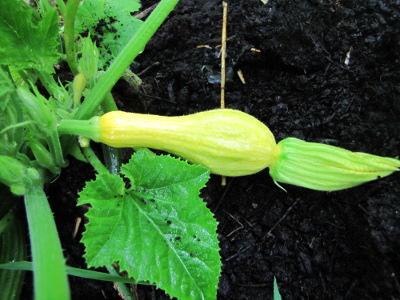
left=59, top=109, right=400, bottom=191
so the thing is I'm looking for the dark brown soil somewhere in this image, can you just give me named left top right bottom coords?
left=24, top=0, right=400, bottom=299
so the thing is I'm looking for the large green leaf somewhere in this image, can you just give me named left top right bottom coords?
left=75, top=0, right=143, bottom=69
left=0, top=0, right=60, bottom=73
left=78, top=149, right=221, bottom=300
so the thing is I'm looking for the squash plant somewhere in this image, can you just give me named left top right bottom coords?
left=0, top=0, right=399, bottom=300
left=0, top=0, right=220, bottom=299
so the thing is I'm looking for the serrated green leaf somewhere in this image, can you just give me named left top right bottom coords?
left=79, top=150, right=221, bottom=300
left=0, top=0, right=60, bottom=73
left=77, top=173, right=126, bottom=207
left=75, top=0, right=143, bottom=69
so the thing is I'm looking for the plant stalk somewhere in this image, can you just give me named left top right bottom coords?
left=24, top=184, right=70, bottom=300
left=64, top=0, right=81, bottom=75
left=82, top=147, right=109, bottom=174
left=58, top=117, right=100, bottom=141
left=55, top=0, right=67, bottom=17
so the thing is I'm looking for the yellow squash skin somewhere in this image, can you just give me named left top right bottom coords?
left=98, top=109, right=280, bottom=176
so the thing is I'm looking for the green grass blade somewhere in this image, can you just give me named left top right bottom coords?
left=0, top=261, right=152, bottom=285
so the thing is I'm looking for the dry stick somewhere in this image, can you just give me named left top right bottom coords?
left=72, top=217, right=82, bottom=239
left=220, top=1, right=228, bottom=186
left=262, top=198, right=301, bottom=241
left=134, top=3, right=158, bottom=20
left=220, top=1, right=227, bottom=109
left=213, top=178, right=234, bottom=213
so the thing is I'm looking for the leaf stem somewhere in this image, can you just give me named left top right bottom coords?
left=55, top=0, right=67, bottom=17
left=82, top=147, right=109, bottom=174
left=24, top=183, right=70, bottom=300
left=64, top=0, right=81, bottom=75
left=101, top=92, right=119, bottom=112
left=47, top=130, right=67, bottom=168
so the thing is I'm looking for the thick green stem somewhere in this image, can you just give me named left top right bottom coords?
left=101, top=93, right=119, bottom=112
left=58, top=117, right=100, bottom=142
left=24, top=183, right=70, bottom=300
left=73, top=0, right=180, bottom=121
left=64, top=0, right=81, bottom=75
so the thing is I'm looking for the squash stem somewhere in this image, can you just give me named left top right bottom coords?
left=58, top=117, right=101, bottom=142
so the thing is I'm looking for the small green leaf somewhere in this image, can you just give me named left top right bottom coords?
left=75, top=0, right=143, bottom=69
left=78, top=150, right=221, bottom=300
left=0, top=0, right=60, bottom=73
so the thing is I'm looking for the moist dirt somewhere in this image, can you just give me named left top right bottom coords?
left=23, top=0, right=400, bottom=299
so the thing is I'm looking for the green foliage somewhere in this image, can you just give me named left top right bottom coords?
left=78, top=149, right=221, bottom=300
left=0, top=0, right=212, bottom=298
left=75, top=0, right=143, bottom=69
left=0, top=68, right=14, bottom=110
left=0, top=70, right=27, bottom=157
left=274, top=277, right=282, bottom=300
left=0, top=0, right=60, bottom=73
left=0, top=210, right=26, bottom=300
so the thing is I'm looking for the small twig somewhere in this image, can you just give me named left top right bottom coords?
left=345, top=279, right=359, bottom=299
left=225, top=211, right=244, bottom=237
left=139, top=92, right=177, bottom=104
left=225, top=245, right=252, bottom=262
left=72, top=217, right=82, bottom=239
left=220, top=1, right=228, bottom=109
left=237, top=282, right=269, bottom=288
left=262, top=198, right=300, bottom=241
left=134, top=3, right=158, bottom=20
left=220, top=1, right=228, bottom=186
left=213, top=178, right=234, bottom=213
left=329, top=235, right=339, bottom=273
left=137, top=61, right=160, bottom=76
left=237, top=69, right=246, bottom=84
